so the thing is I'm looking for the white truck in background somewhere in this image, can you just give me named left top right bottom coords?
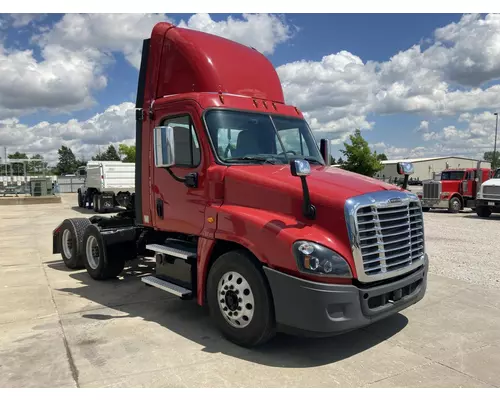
left=76, top=161, right=135, bottom=213
left=475, top=168, right=500, bottom=218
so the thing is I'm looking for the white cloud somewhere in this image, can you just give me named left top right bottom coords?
left=0, top=13, right=295, bottom=120
left=0, top=102, right=136, bottom=164
left=277, top=13, right=500, bottom=148
left=10, top=14, right=45, bottom=28
left=0, top=44, right=106, bottom=119
left=178, top=13, right=294, bottom=56
left=372, top=111, right=499, bottom=160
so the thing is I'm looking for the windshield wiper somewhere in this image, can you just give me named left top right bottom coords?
left=292, top=156, right=323, bottom=165
left=229, top=156, right=281, bottom=165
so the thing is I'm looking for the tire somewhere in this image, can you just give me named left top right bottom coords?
left=448, top=197, right=461, bottom=213
left=476, top=206, right=491, bottom=218
left=206, top=250, right=275, bottom=348
left=93, top=194, right=99, bottom=213
left=422, top=207, right=430, bottom=212
left=82, top=224, right=125, bottom=280
left=77, top=191, right=83, bottom=208
left=59, top=218, right=92, bottom=270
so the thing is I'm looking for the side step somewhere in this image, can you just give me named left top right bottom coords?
left=141, top=276, right=192, bottom=299
left=146, top=243, right=196, bottom=260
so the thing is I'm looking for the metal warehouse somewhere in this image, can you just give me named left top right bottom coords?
left=375, top=156, right=491, bottom=182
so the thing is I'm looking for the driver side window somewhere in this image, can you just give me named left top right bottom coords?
left=160, top=115, right=201, bottom=167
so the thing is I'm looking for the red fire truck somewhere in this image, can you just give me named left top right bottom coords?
left=51, top=22, right=428, bottom=347
left=419, top=162, right=491, bottom=212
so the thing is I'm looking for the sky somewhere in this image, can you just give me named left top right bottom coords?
left=1, top=12, right=500, bottom=165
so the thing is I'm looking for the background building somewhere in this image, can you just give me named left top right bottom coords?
left=375, top=156, right=491, bottom=182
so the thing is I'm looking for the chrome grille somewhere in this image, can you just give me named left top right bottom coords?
left=355, top=201, right=424, bottom=277
left=423, top=181, right=440, bottom=199
left=483, top=186, right=500, bottom=200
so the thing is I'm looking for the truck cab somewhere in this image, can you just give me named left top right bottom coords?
left=476, top=168, right=500, bottom=217
left=419, top=165, right=491, bottom=213
left=52, top=22, right=428, bottom=347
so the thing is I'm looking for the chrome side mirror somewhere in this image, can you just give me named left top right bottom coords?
left=154, top=126, right=175, bottom=168
left=397, top=161, right=414, bottom=176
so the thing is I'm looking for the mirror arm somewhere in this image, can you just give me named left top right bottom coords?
left=402, top=174, right=409, bottom=190
left=165, top=167, right=186, bottom=183
left=300, top=177, right=316, bottom=219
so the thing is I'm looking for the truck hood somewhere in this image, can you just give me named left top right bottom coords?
left=440, top=180, right=462, bottom=193
left=223, top=164, right=402, bottom=215
left=481, top=178, right=500, bottom=188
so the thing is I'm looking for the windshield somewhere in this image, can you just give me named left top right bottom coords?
left=204, top=109, right=324, bottom=165
left=494, top=169, right=500, bottom=179
left=441, top=171, right=465, bottom=181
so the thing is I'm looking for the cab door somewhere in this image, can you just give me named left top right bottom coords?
left=150, top=100, right=207, bottom=236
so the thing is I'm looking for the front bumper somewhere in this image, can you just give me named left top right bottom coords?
left=263, top=256, right=428, bottom=337
left=476, top=199, right=500, bottom=211
left=420, top=198, right=448, bottom=208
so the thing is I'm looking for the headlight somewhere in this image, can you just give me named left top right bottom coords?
left=477, top=191, right=483, bottom=199
left=292, top=241, right=352, bottom=277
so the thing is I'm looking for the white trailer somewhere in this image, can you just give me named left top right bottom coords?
left=77, top=161, right=135, bottom=213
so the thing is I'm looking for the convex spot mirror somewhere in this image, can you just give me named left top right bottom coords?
left=397, top=161, right=414, bottom=176
left=290, top=159, right=311, bottom=177
left=154, top=126, right=175, bottom=168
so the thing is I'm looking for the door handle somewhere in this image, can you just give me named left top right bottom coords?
left=156, top=198, right=164, bottom=219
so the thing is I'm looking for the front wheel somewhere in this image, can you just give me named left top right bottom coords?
left=206, top=250, right=276, bottom=348
left=476, top=206, right=491, bottom=218
left=448, top=197, right=461, bottom=213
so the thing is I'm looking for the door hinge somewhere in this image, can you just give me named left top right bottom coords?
left=135, top=108, right=145, bottom=121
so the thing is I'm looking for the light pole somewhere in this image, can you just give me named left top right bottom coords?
left=494, top=112, right=499, bottom=170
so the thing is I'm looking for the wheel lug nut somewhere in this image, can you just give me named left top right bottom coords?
left=238, top=298, right=242, bottom=303
left=238, top=306, right=242, bottom=311
left=235, top=290, right=239, bottom=294
left=223, top=307, right=228, bottom=311
left=224, top=285, right=228, bottom=290
left=228, top=311, right=233, bottom=316
left=234, top=312, right=238, bottom=316
left=230, top=285, right=234, bottom=289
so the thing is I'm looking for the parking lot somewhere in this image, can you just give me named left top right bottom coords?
left=1, top=193, right=500, bottom=388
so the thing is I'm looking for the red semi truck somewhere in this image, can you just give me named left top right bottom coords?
left=52, top=23, right=428, bottom=347
left=419, top=162, right=491, bottom=213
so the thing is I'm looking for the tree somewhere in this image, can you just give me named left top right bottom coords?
left=118, top=144, right=136, bottom=162
left=376, top=153, right=388, bottom=161
left=93, top=144, right=121, bottom=161
left=336, top=157, right=345, bottom=165
left=56, top=146, right=78, bottom=175
left=484, top=151, right=500, bottom=169
left=340, top=129, right=383, bottom=177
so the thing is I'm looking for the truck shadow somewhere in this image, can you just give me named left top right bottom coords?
left=45, top=260, right=408, bottom=368
left=461, top=214, right=500, bottom=220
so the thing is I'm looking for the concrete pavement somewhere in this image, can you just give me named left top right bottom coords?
left=1, top=194, right=499, bottom=387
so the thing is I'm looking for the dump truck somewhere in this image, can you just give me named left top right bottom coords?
left=52, top=22, right=428, bottom=347
left=76, top=161, right=135, bottom=213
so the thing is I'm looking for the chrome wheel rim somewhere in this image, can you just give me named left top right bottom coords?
left=85, top=235, right=100, bottom=270
left=217, top=271, right=254, bottom=328
left=62, top=229, right=73, bottom=259
left=451, top=199, right=460, bottom=211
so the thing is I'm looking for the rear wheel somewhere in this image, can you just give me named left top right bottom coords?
left=82, top=224, right=125, bottom=280
left=449, top=197, right=461, bottom=213
left=59, top=218, right=92, bottom=269
left=93, top=194, right=101, bottom=213
left=476, top=206, right=491, bottom=218
left=77, top=191, right=83, bottom=208
left=206, top=250, right=275, bottom=348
